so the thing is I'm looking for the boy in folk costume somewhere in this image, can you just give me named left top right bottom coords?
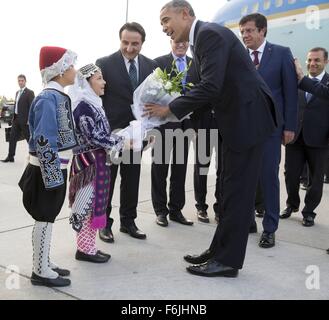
left=68, top=64, right=125, bottom=263
left=19, top=46, right=78, bottom=287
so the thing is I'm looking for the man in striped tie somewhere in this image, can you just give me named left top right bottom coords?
left=96, top=22, right=158, bottom=242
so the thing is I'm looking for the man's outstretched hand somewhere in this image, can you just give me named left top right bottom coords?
left=143, top=104, right=171, bottom=118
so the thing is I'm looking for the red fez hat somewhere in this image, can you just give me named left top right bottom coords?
left=39, top=46, right=67, bottom=71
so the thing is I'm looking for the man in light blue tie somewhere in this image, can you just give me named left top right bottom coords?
left=152, top=40, right=199, bottom=227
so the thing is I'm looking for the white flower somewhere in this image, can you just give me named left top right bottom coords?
left=164, top=82, right=172, bottom=90
left=154, top=67, right=163, bottom=79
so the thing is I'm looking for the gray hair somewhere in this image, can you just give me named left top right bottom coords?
left=161, top=0, right=195, bottom=17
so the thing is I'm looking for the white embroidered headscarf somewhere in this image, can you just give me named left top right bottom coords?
left=68, top=63, right=103, bottom=112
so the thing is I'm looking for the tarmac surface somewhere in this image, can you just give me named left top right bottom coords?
left=0, top=121, right=328, bottom=300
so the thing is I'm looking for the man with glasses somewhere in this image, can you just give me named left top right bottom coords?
left=239, top=13, right=298, bottom=248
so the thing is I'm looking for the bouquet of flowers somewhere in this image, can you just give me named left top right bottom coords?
left=117, top=62, right=192, bottom=151
left=131, top=61, right=193, bottom=131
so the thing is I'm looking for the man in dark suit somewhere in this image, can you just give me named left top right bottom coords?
left=239, top=13, right=298, bottom=248
left=281, top=47, right=329, bottom=227
left=2, top=74, right=34, bottom=163
left=152, top=40, right=197, bottom=227
left=294, top=51, right=329, bottom=255
left=96, top=22, right=157, bottom=241
left=144, top=1, right=279, bottom=277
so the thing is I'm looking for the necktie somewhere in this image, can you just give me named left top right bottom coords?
left=129, top=59, right=138, bottom=90
left=176, top=57, right=187, bottom=87
left=252, top=51, right=260, bottom=68
left=176, top=57, right=186, bottom=73
left=306, top=78, right=319, bottom=103
left=15, top=89, right=23, bottom=114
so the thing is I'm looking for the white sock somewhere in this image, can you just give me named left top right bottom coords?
left=32, top=221, right=58, bottom=279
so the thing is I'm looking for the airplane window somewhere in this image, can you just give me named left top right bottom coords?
left=253, top=2, right=259, bottom=12
left=264, top=0, right=271, bottom=10
left=275, top=0, right=283, bottom=7
left=241, top=5, right=248, bottom=16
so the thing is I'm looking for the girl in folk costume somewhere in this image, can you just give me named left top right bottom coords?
left=19, top=46, right=78, bottom=287
left=68, top=64, right=125, bottom=263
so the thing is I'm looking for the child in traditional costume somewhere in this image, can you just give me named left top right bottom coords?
left=19, top=46, right=78, bottom=287
left=68, top=64, right=124, bottom=263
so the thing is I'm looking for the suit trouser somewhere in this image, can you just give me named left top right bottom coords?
left=284, top=136, right=327, bottom=218
left=259, top=134, right=282, bottom=233
left=208, top=141, right=264, bottom=269
left=324, top=151, right=329, bottom=178
left=151, top=123, right=190, bottom=215
left=106, top=149, right=142, bottom=226
left=193, top=114, right=222, bottom=214
left=8, top=118, right=29, bottom=158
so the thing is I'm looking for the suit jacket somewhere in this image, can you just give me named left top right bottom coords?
left=299, top=75, right=329, bottom=101
left=257, top=42, right=298, bottom=132
left=294, top=72, right=329, bottom=148
left=96, top=51, right=158, bottom=130
left=169, top=21, right=280, bottom=152
left=14, top=87, right=35, bottom=125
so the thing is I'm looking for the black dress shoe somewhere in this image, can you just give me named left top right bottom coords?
left=186, top=259, right=239, bottom=278
left=75, top=250, right=110, bottom=263
left=197, top=210, right=209, bottom=223
left=52, top=267, right=70, bottom=277
left=99, top=227, right=114, bottom=243
left=169, top=212, right=193, bottom=225
left=1, top=157, right=14, bottom=163
left=31, top=272, right=71, bottom=287
left=259, top=231, right=275, bottom=248
left=156, top=214, right=168, bottom=227
left=97, top=250, right=111, bottom=258
left=300, top=183, right=308, bottom=190
left=99, top=217, right=114, bottom=243
left=302, top=216, right=314, bottom=227
left=280, top=206, right=298, bottom=219
left=184, top=249, right=212, bottom=264
left=249, top=221, right=258, bottom=234
left=255, top=208, right=265, bottom=218
left=120, top=223, right=146, bottom=239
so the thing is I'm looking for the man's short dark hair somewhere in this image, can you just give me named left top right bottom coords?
left=17, top=74, right=26, bottom=81
left=119, top=22, right=146, bottom=43
left=239, top=13, right=268, bottom=37
left=161, top=0, right=195, bottom=17
left=309, top=47, right=328, bottom=60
